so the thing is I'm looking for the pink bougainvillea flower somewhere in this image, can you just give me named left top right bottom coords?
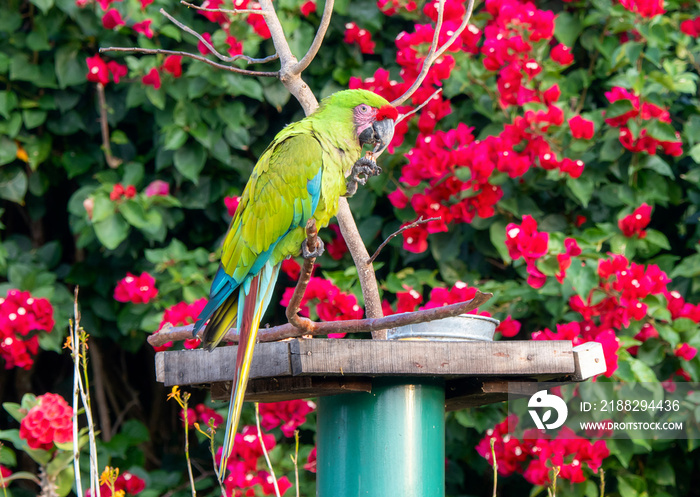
left=107, top=61, right=128, bottom=83
left=497, top=315, right=521, bottom=337
left=343, top=22, right=376, bottom=54
left=198, top=32, right=214, bottom=55
left=162, top=55, right=183, bottom=77
left=568, top=115, right=595, bottom=140
left=327, top=224, right=348, bottom=260
left=675, top=343, right=698, bottom=361
left=247, top=12, right=271, bottom=39
left=304, top=447, right=317, bottom=473
left=300, top=0, right=316, bottom=15
left=145, top=179, right=170, bottom=197
left=681, top=18, right=700, bottom=37
left=226, top=35, right=244, bottom=57
left=550, top=44, right=574, bottom=65
left=618, top=0, right=664, bottom=18
left=618, top=203, right=652, bottom=238
left=224, top=195, right=240, bottom=217
left=259, top=399, right=316, bottom=437
left=401, top=223, right=429, bottom=253
left=86, top=55, right=110, bottom=85
left=142, top=68, right=161, bottom=89
left=133, top=19, right=153, bottom=38
left=102, top=8, right=125, bottom=29
left=114, top=272, right=158, bottom=304
left=0, top=290, right=54, bottom=370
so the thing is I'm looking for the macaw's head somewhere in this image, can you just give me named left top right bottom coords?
left=317, top=89, right=398, bottom=156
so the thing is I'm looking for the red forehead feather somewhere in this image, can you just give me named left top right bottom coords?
left=376, top=105, right=398, bottom=121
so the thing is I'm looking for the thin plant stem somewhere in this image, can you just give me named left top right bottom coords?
left=182, top=393, right=196, bottom=497
left=255, top=403, right=281, bottom=497
left=70, top=288, right=83, bottom=497
left=292, top=431, right=300, bottom=497
left=490, top=437, right=498, bottom=497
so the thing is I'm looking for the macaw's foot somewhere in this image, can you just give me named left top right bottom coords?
left=345, top=156, right=382, bottom=197
left=302, top=237, right=325, bottom=259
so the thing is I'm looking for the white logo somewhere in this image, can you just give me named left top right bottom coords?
left=528, top=389, right=568, bottom=430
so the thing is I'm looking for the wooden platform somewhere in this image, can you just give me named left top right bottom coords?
left=155, top=339, right=605, bottom=410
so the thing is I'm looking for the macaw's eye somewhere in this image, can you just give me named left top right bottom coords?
left=359, top=104, right=370, bottom=114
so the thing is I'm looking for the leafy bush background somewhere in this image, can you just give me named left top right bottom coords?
left=1, top=0, right=700, bottom=494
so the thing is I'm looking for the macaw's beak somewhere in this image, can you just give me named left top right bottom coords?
left=359, top=118, right=395, bottom=156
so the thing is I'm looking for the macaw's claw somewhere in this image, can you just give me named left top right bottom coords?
left=345, top=156, right=382, bottom=197
left=302, top=238, right=325, bottom=259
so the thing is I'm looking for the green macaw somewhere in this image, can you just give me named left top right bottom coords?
left=192, top=89, right=397, bottom=478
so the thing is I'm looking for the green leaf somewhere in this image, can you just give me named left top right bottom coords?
left=22, top=109, right=47, bottom=129
left=146, top=86, right=166, bottom=110
left=163, top=128, right=188, bottom=151
left=489, top=220, right=510, bottom=263
left=605, top=99, right=635, bottom=120
left=689, top=144, right=700, bottom=165
left=0, top=91, right=18, bottom=120
left=0, top=136, right=18, bottom=166
left=174, top=143, right=206, bottom=183
left=55, top=46, right=87, bottom=89
left=93, top=213, right=130, bottom=250
left=566, top=174, right=594, bottom=207
left=643, top=155, right=674, bottom=178
left=629, top=358, right=658, bottom=382
left=0, top=167, right=28, bottom=204
left=554, top=11, right=582, bottom=47
left=118, top=201, right=149, bottom=229
left=670, top=253, right=700, bottom=279
left=566, top=259, right=598, bottom=300
left=29, top=0, right=54, bottom=15
left=646, top=120, right=678, bottom=143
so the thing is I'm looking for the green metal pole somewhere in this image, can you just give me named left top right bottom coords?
left=316, top=377, right=445, bottom=497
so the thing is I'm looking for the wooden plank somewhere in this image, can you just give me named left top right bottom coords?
left=211, top=377, right=373, bottom=402
left=572, top=342, right=607, bottom=381
left=446, top=379, right=543, bottom=411
left=290, top=339, right=574, bottom=377
left=155, top=341, right=292, bottom=387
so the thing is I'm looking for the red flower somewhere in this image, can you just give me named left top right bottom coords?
left=198, top=32, right=214, bottom=55
left=114, top=272, right=158, bottom=304
left=388, top=189, right=409, bottom=209
left=681, top=18, right=700, bottom=37
left=300, top=0, right=316, bottom=15
left=618, top=203, right=652, bottom=238
left=154, top=298, right=206, bottom=351
left=140, top=0, right=154, bottom=9
left=86, top=55, right=110, bottom=85
left=675, top=343, right=698, bottom=361
left=343, top=22, right=376, bottom=54
left=247, top=12, right=271, bottom=39
left=0, top=466, right=11, bottom=488
left=102, top=8, right=125, bottom=29
left=226, top=35, right=244, bottom=57
left=281, top=258, right=301, bottom=280
left=124, top=185, right=137, bottom=198
left=133, top=19, right=153, bottom=38
left=497, top=316, right=521, bottom=337
left=142, top=68, right=161, bottom=89
left=224, top=195, right=240, bottom=217
left=505, top=215, right=549, bottom=261
left=107, top=61, right=128, bottom=83
left=396, top=287, right=423, bottom=313
left=19, top=393, right=73, bottom=450
left=162, top=55, right=182, bottom=77
left=618, top=0, right=664, bottom=18
left=568, top=115, right=595, bottom=140
left=401, top=223, right=429, bottom=253
left=304, top=447, right=317, bottom=473
left=327, top=224, right=348, bottom=260
left=550, top=44, right=574, bottom=65
left=259, top=400, right=316, bottom=437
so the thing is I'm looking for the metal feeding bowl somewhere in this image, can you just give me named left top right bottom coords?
left=387, top=314, right=499, bottom=342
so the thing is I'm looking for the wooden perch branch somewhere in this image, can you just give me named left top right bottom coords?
left=147, top=291, right=492, bottom=347
left=285, top=220, right=320, bottom=333
left=391, top=0, right=476, bottom=106
left=293, top=0, right=334, bottom=75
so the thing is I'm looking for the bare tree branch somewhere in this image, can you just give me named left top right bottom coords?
left=367, top=216, right=439, bottom=264
left=396, top=88, right=442, bottom=126
left=285, top=220, right=320, bottom=333
left=99, top=46, right=278, bottom=77
left=147, top=291, right=492, bottom=346
left=96, top=83, right=122, bottom=169
left=159, top=8, right=246, bottom=64
left=391, top=0, right=476, bottom=106
left=293, top=0, right=334, bottom=75
left=181, top=0, right=266, bottom=16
